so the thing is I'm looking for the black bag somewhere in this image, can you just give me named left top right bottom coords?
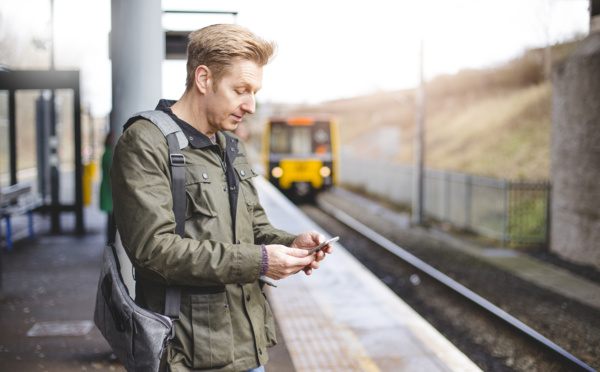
left=94, top=245, right=176, bottom=371
left=94, top=113, right=187, bottom=371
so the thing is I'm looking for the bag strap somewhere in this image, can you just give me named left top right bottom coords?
left=124, top=110, right=189, bottom=150
left=163, top=132, right=184, bottom=318
left=166, top=132, right=186, bottom=238
left=110, top=110, right=188, bottom=319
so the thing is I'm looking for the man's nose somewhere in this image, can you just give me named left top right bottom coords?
left=241, top=94, right=256, bottom=115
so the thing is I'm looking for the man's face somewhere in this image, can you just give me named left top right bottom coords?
left=204, top=59, right=263, bottom=133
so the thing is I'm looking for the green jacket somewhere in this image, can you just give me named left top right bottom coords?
left=99, top=145, right=112, bottom=213
left=111, top=101, right=297, bottom=371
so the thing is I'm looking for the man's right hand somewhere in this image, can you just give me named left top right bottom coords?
left=264, top=245, right=317, bottom=280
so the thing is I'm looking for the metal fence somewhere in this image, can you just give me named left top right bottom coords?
left=339, top=156, right=550, bottom=245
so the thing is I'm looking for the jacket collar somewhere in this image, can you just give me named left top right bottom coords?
left=155, top=99, right=214, bottom=149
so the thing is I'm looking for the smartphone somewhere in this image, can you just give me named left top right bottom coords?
left=309, top=236, right=339, bottom=254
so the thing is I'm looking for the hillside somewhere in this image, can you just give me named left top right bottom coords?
left=287, top=40, right=581, bottom=181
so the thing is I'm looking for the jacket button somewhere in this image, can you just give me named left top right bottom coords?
left=202, top=173, right=208, bottom=179
left=246, top=294, right=250, bottom=302
left=237, top=240, right=241, bottom=244
left=240, top=170, right=246, bottom=176
left=223, top=186, right=227, bottom=192
left=230, top=147, right=235, bottom=152
left=259, top=348, right=262, bottom=355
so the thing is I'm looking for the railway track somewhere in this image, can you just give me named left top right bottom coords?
left=299, top=190, right=599, bottom=372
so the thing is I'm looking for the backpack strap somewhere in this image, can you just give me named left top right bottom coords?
left=124, top=110, right=189, bottom=150
left=163, top=132, right=184, bottom=318
left=121, top=109, right=188, bottom=319
left=165, top=132, right=186, bottom=238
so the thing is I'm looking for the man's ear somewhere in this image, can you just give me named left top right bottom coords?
left=195, top=65, right=211, bottom=94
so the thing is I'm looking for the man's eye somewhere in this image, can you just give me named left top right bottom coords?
left=236, top=89, right=246, bottom=95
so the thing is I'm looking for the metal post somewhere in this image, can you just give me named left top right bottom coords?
left=74, top=75, right=84, bottom=234
left=465, top=175, right=472, bottom=230
left=5, top=217, right=12, bottom=252
left=412, top=40, right=425, bottom=225
left=28, top=211, right=34, bottom=239
left=111, top=0, right=163, bottom=297
left=545, top=182, right=551, bottom=248
left=49, top=0, right=60, bottom=233
left=49, top=90, right=60, bottom=233
left=8, top=90, right=16, bottom=186
left=503, top=180, right=510, bottom=246
left=444, top=171, right=451, bottom=222
left=36, top=94, right=50, bottom=199
left=110, top=0, right=163, bottom=137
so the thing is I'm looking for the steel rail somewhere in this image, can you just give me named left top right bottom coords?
left=318, top=199, right=596, bottom=372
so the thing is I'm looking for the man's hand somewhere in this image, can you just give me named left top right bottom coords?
left=264, top=245, right=316, bottom=280
left=291, top=230, right=333, bottom=275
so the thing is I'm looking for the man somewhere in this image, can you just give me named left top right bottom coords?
left=111, top=24, right=332, bottom=372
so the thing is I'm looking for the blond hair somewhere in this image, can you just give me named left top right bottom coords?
left=185, top=24, right=277, bottom=91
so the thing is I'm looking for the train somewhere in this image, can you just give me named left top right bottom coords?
left=262, top=114, right=340, bottom=199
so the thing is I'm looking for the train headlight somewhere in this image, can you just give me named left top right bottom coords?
left=271, top=167, right=283, bottom=178
left=320, top=166, right=331, bottom=178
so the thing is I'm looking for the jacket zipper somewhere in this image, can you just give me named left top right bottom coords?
left=213, top=145, right=227, bottom=176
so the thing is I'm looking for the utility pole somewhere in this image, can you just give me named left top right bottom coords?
left=543, top=1, right=553, bottom=80
left=412, top=40, right=425, bottom=225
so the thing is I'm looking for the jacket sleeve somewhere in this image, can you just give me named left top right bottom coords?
left=111, top=121, right=263, bottom=287
left=251, top=191, right=297, bottom=247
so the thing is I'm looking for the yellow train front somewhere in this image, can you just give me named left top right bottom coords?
left=263, top=115, right=339, bottom=200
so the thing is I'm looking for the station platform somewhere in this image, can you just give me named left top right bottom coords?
left=255, top=177, right=481, bottom=372
left=0, top=176, right=482, bottom=371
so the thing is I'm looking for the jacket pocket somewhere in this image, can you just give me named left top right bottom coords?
left=235, top=163, right=259, bottom=213
left=185, top=165, right=218, bottom=220
left=262, top=292, right=277, bottom=348
left=191, top=292, right=234, bottom=369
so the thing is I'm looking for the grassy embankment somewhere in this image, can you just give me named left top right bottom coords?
left=294, top=40, right=581, bottom=181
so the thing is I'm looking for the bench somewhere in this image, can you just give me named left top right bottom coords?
left=1, top=182, right=44, bottom=251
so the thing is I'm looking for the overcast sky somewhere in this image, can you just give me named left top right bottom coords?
left=0, top=0, right=591, bottom=116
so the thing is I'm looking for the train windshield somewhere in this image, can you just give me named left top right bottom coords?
left=270, top=121, right=331, bottom=156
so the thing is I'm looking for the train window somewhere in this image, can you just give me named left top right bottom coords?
left=270, top=123, right=289, bottom=154
left=312, top=122, right=331, bottom=154
left=270, top=123, right=312, bottom=155
left=269, top=120, right=333, bottom=156
left=290, top=127, right=312, bottom=155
